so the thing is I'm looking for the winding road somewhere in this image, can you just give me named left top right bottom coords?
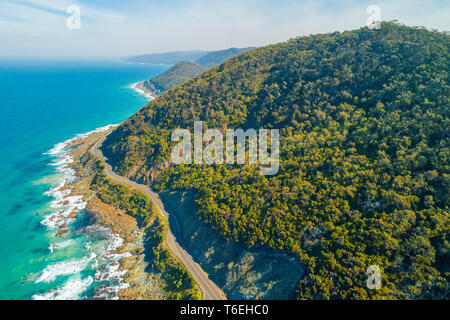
left=90, top=135, right=226, bottom=300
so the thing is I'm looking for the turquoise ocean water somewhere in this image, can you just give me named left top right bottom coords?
left=0, top=60, right=169, bottom=299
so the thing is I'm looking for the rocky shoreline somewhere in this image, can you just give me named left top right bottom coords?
left=131, top=81, right=161, bottom=99
left=63, top=130, right=166, bottom=300
left=59, top=127, right=303, bottom=300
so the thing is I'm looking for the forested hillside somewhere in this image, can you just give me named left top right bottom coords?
left=195, top=47, right=256, bottom=66
left=143, top=47, right=257, bottom=94
left=127, top=50, right=207, bottom=64
left=104, top=23, right=449, bottom=299
left=144, top=61, right=208, bottom=93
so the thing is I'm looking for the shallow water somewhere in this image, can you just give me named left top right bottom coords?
left=0, top=60, right=169, bottom=299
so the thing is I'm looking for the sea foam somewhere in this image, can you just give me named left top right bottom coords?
left=130, top=82, right=155, bottom=100
left=36, top=252, right=97, bottom=283
left=34, top=124, right=132, bottom=300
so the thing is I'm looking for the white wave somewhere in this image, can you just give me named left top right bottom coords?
left=35, top=124, right=132, bottom=300
left=95, top=233, right=131, bottom=282
left=95, top=282, right=129, bottom=300
left=33, top=275, right=94, bottom=300
left=35, top=252, right=97, bottom=283
left=84, top=227, right=132, bottom=299
left=41, top=193, right=86, bottom=230
left=130, top=82, right=155, bottom=100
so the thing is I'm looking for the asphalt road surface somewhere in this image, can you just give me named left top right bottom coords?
left=90, top=135, right=226, bottom=300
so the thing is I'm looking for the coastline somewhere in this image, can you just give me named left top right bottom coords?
left=90, top=136, right=224, bottom=300
left=130, top=81, right=160, bottom=100
left=38, top=124, right=303, bottom=300
left=34, top=125, right=126, bottom=299
left=38, top=127, right=166, bottom=300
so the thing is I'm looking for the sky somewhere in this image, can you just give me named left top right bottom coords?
left=0, top=0, right=449, bottom=59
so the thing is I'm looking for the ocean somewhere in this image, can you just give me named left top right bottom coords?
left=0, top=60, right=169, bottom=299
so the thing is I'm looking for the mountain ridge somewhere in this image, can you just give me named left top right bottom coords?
left=127, top=50, right=207, bottom=64
left=105, top=22, right=449, bottom=299
left=140, top=47, right=257, bottom=95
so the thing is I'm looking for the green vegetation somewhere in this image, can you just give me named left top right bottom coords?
left=145, top=61, right=208, bottom=93
left=90, top=159, right=202, bottom=300
left=127, top=50, right=207, bottom=64
left=195, top=47, right=257, bottom=67
left=143, top=47, right=257, bottom=93
left=104, top=23, right=449, bottom=299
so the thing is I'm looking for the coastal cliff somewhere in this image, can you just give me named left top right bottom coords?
left=134, top=47, right=256, bottom=97
left=102, top=23, right=450, bottom=299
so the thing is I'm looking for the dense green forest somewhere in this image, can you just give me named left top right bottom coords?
left=104, top=23, right=449, bottom=299
left=85, top=156, right=201, bottom=300
left=144, top=47, right=257, bottom=94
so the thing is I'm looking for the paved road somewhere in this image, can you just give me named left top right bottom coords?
left=90, top=135, right=226, bottom=300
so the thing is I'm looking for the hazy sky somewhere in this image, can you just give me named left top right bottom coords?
left=0, top=0, right=449, bottom=59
